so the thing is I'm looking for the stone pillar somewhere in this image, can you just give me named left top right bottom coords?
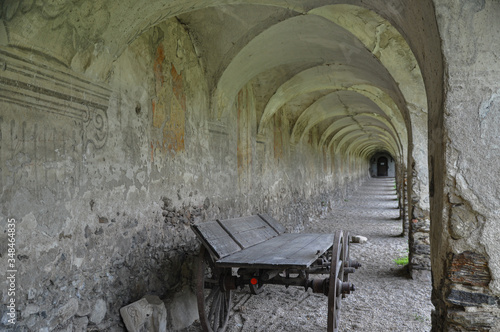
left=431, top=1, right=500, bottom=330
left=394, top=162, right=405, bottom=234
left=408, top=164, right=431, bottom=280
left=402, top=172, right=409, bottom=236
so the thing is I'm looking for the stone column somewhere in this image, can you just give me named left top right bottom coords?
left=407, top=120, right=431, bottom=281
left=402, top=171, right=409, bottom=236
left=408, top=163, right=431, bottom=280
left=431, top=1, right=500, bottom=330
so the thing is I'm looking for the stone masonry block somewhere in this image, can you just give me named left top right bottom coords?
left=448, top=251, right=490, bottom=287
left=120, top=295, right=167, bottom=332
left=351, top=235, right=368, bottom=244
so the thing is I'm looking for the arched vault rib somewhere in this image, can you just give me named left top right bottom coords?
left=346, top=139, right=396, bottom=162
left=319, top=113, right=399, bottom=150
left=290, top=90, right=389, bottom=144
left=320, top=111, right=404, bottom=151
left=337, top=131, right=398, bottom=156
left=214, top=15, right=410, bottom=122
left=308, top=4, right=427, bottom=114
left=214, top=14, right=367, bottom=117
left=333, top=127, right=398, bottom=155
left=351, top=115, right=399, bottom=146
left=357, top=137, right=398, bottom=156
left=327, top=123, right=381, bottom=151
left=258, top=63, right=408, bottom=131
left=358, top=142, right=396, bottom=159
left=321, top=118, right=399, bottom=156
left=254, top=64, right=409, bottom=163
left=344, top=85, right=407, bottom=160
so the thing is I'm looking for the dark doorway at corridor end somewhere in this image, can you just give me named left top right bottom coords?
left=369, top=152, right=395, bottom=177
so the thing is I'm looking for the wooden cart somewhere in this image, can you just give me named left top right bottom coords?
left=191, top=213, right=360, bottom=332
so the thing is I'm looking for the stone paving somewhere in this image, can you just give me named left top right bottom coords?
left=320, top=177, right=433, bottom=331
left=188, top=177, right=433, bottom=331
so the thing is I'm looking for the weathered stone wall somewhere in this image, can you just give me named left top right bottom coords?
left=0, top=17, right=369, bottom=331
left=431, top=0, right=500, bottom=330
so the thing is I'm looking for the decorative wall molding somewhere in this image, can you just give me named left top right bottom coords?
left=0, top=47, right=111, bottom=150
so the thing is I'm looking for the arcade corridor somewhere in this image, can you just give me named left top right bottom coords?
left=2, top=1, right=500, bottom=330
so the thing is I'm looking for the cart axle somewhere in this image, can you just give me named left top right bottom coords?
left=309, top=278, right=355, bottom=297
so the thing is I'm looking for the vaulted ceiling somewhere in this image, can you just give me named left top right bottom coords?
left=2, top=0, right=429, bottom=163
left=177, top=3, right=427, bottom=161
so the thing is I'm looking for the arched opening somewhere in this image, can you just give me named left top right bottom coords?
left=370, top=152, right=395, bottom=178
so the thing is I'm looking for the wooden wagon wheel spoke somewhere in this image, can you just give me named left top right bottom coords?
left=342, top=231, right=350, bottom=282
left=212, top=293, right=221, bottom=331
left=196, top=246, right=232, bottom=332
left=342, top=231, right=350, bottom=301
left=327, top=230, right=345, bottom=332
left=207, top=291, right=219, bottom=321
left=205, top=288, right=217, bottom=304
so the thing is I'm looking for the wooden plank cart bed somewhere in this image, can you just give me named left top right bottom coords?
left=191, top=213, right=361, bottom=332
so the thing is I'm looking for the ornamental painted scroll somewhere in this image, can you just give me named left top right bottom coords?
left=83, top=107, right=108, bottom=151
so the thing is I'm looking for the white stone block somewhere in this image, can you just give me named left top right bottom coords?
left=120, top=295, right=167, bottom=332
left=351, top=235, right=368, bottom=244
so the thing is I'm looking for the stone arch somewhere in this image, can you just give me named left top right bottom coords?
left=335, top=129, right=398, bottom=155
left=289, top=91, right=402, bottom=150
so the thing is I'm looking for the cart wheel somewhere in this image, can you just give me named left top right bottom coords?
left=196, top=246, right=231, bottom=332
left=327, top=230, right=345, bottom=332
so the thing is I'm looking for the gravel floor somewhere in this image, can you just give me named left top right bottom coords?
left=189, top=177, right=433, bottom=331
